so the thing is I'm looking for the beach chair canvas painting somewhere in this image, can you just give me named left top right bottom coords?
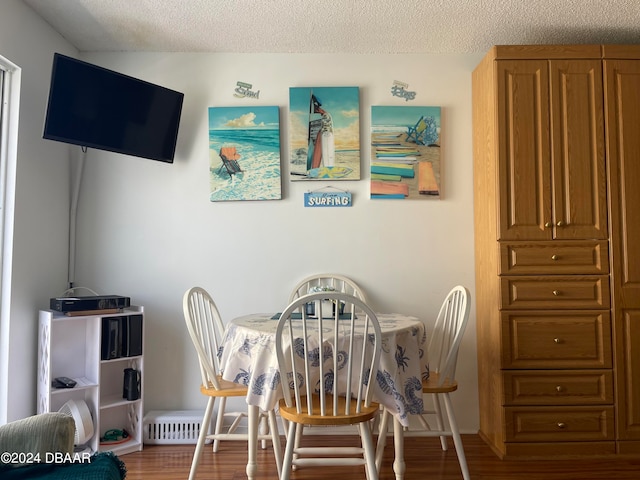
left=208, top=106, right=282, bottom=201
left=289, top=86, right=360, bottom=181
left=371, top=105, right=441, bottom=199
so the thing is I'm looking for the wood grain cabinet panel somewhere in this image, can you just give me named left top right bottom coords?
left=501, top=311, right=612, bottom=369
left=501, top=276, right=610, bottom=309
left=503, top=370, right=613, bottom=405
left=505, top=406, right=615, bottom=442
left=472, top=44, right=640, bottom=457
left=605, top=57, right=640, bottom=446
left=495, top=59, right=552, bottom=241
left=500, top=241, right=609, bottom=275
left=493, top=59, right=607, bottom=242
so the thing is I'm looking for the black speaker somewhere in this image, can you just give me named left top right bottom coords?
left=121, top=315, right=143, bottom=357
left=123, top=368, right=140, bottom=401
left=101, top=317, right=121, bottom=360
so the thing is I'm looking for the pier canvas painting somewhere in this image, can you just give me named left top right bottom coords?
left=289, top=87, right=360, bottom=181
left=371, top=106, right=442, bottom=199
left=208, top=106, right=282, bottom=201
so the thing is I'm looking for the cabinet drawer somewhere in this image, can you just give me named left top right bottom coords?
left=500, top=241, right=609, bottom=275
left=505, top=406, right=615, bottom=442
left=501, top=276, right=610, bottom=309
left=501, top=311, right=612, bottom=369
left=503, top=370, right=613, bottom=405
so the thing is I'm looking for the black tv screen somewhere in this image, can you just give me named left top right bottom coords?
left=43, top=53, right=184, bottom=163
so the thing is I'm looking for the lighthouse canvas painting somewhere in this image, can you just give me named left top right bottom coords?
left=289, top=87, right=360, bottom=181
left=208, top=106, right=282, bottom=201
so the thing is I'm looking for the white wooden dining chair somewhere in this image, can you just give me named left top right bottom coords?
left=182, top=287, right=282, bottom=480
left=275, top=291, right=383, bottom=480
left=375, top=285, right=471, bottom=480
left=289, top=273, right=367, bottom=305
left=286, top=273, right=370, bottom=455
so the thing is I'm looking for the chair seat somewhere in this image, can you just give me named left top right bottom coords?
left=200, top=375, right=249, bottom=397
left=276, top=292, right=382, bottom=480
left=184, top=286, right=282, bottom=480
left=375, top=286, right=470, bottom=480
left=279, top=396, right=379, bottom=427
left=220, top=147, right=240, bottom=161
left=422, top=372, right=458, bottom=393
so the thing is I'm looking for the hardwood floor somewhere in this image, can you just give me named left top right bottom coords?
left=121, top=434, right=640, bottom=479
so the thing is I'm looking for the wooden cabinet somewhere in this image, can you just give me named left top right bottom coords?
left=494, top=55, right=607, bottom=242
left=471, top=45, right=632, bottom=458
left=604, top=48, right=640, bottom=451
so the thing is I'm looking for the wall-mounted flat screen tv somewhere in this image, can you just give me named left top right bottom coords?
left=43, top=53, right=184, bottom=163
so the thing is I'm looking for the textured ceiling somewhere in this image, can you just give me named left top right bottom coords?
left=23, top=0, right=640, bottom=54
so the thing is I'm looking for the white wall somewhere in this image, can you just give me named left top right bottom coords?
left=0, top=0, right=78, bottom=422
left=75, top=52, right=483, bottom=431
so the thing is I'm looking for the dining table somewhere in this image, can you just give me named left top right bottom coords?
left=218, top=311, right=429, bottom=479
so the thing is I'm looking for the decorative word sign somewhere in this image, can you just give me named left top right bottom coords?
left=391, top=80, right=416, bottom=102
left=304, top=191, right=352, bottom=207
left=234, top=81, right=260, bottom=99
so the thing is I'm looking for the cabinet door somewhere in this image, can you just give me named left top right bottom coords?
left=496, top=60, right=552, bottom=241
left=605, top=59, right=640, bottom=441
left=496, top=60, right=608, bottom=242
left=549, top=60, right=608, bottom=240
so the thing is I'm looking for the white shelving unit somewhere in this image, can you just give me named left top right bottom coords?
left=38, top=306, right=144, bottom=455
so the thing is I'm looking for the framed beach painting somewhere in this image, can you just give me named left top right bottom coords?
left=289, top=87, right=360, bottom=181
left=370, top=105, right=442, bottom=199
left=208, top=106, right=282, bottom=201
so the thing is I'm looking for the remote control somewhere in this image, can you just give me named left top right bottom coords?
left=52, top=376, right=77, bottom=388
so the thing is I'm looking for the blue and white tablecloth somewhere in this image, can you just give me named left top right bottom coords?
left=219, top=313, right=428, bottom=427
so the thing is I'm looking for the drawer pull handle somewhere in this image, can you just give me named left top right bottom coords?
left=554, top=338, right=563, bottom=344
left=551, top=254, right=558, bottom=260
left=545, top=222, right=552, bottom=228
left=556, top=385, right=563, bottom=392
left=556, top=220, right=565, bottom=227
left=552, top=290, right=560, bottom=296
left=557, top=422, right=566, bottom=429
